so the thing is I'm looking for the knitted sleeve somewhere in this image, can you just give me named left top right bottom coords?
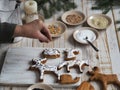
left=0, top=23, right=16, bottom=43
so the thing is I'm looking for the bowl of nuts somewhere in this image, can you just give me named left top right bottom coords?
left=45, top=21, right=67, bottom=37
left=61, top=10, right=86, bottom=26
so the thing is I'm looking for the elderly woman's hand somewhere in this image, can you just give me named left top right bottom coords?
left=14, top=19, right=52, bottom=43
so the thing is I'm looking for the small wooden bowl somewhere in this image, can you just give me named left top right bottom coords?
left=87, top=14, right=112, bottom=30
left=45, top=21, right=67, bottom=37
left=61, top=10, right=86, bottom=26
left=73, top=27, right=99, bottom=44
left=27, top=83, right=53, bottom=90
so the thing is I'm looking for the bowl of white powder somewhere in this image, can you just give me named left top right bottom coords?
left=73, top=27, right=99, bottom=44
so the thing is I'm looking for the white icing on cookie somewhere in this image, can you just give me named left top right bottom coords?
left=65, top=49, right=79, bottom=59
left=31, top=57, right=60, bottom=80
left=58, top=59, right=89, bottom=72
left=43, top=49, right=60, bottom=56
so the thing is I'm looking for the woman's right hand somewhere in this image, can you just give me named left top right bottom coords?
left=14, top=19, right=52, bottom=43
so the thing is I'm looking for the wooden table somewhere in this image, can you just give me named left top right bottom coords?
left=0, top=0, right=120, bottom=90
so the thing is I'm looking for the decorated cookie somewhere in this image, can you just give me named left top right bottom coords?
left=87, top=66, right=120, bottom=90
left=64, top=49, right=79, bottom=60
left=31, top=57, right=60, bottom=81
left=58, top=59, right=89, bottom=73
left=42, top=49, right=60, bottom=58
left=77, top=81, right=94, bottom=90
left=59, top=74, right=80, bottom=84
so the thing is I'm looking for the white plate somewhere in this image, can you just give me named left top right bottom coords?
left=87, top=14, right=112, bottom=30
left=61, top=10, right=86, bottom=26
left=73, top=27, right=99, bottom=44
left=27, top=83, right=53, bottom=90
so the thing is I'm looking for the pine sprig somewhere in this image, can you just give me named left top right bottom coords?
left=34, top=0, right=77, bottom=19
left=92, top=0, right=115, bottom=14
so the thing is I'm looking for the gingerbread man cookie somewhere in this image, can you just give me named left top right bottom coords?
left=87, top=66, right=120, bottom=90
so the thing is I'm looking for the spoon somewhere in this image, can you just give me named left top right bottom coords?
left=84, top=37, right=99, bottom=52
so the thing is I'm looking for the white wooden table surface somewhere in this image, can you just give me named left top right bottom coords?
left=0, top=0, right=120, bottom=90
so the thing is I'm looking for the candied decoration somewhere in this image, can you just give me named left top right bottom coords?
left=48, top=24, right=61, bottom=35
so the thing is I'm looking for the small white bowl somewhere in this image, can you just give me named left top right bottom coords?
left=61, top=10, right=86, bottom=26
left=87, top=14, right=112, bottom=30
left=45, top=21, right=67, bottom=37
left=27, top=83, right=53, bottom=90
left=73, top=27, right=99, bottom=44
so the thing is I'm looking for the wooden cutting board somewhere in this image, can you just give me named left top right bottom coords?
left=0, top=47, right=82, bottom=87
